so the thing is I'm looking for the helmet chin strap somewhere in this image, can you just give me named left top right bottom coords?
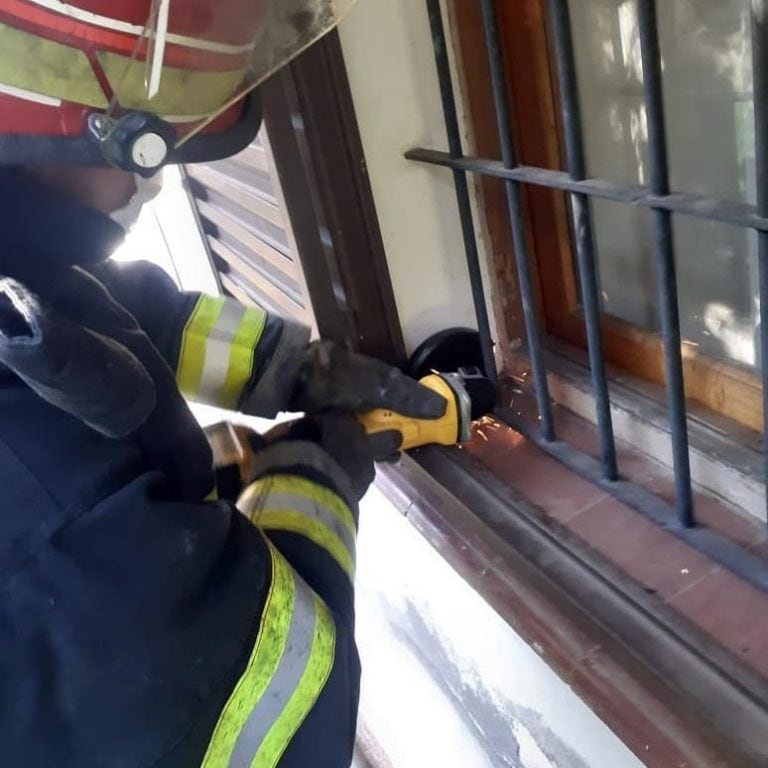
left=110, top=172, right=164, bottom=231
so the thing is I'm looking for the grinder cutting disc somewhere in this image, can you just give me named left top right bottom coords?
left=356, top=329, right=498, bottom=452
left=407, top=327, right=487, bottom=379
left=408, top=327, right=497, bottom=427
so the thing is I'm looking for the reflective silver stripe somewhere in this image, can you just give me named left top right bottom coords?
left=228, top=574, right=318, bottom=768
left=198, top=300, right=246, bottom=402
left=200, top=541, right=335, bottom=768
left=260, top=492, right=356, bottom=570
left=246, top=442, right=359, bottom=513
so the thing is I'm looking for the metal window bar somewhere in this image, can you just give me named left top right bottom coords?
left=752, top=0, right=768, bottom=516
left=424, top=0, right=497, bottom=386
left=477, top=0, right=554, bottom=441
left=545, top=0, right=617, bottom=479
left=636, top=0, right=693, bottom=527
left=409, top=0, right=768, bottom=592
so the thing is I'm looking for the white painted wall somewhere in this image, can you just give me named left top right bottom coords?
left=337, top=0, right=496, bottom=355
left=356, top=485, right=646, bottom=768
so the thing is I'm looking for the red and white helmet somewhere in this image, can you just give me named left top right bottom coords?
left=0, top=0, right=354, bottom=175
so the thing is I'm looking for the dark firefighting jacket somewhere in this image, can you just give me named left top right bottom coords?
left=0, top=170, right=360, bottom=768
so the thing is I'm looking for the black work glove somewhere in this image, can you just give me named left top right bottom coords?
left=289, top=340, right=447, bottom=419
left=256, top=414, right=401, bottom=501
left=0, top=265, right=214, bottom=500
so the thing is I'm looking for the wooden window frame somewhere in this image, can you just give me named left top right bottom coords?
left=453, top=0, right=763, bottom=432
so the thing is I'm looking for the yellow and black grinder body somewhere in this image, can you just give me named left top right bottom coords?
left=205, top=329, right=496, bottom=499
left=357, top=328, right=496, bottom=451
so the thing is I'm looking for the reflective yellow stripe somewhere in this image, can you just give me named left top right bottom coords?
left=252, top=595, right=335, bottom=767
left=201, top=540, right=335, bottom=768
left=96, top=50, right=246, bottom=117
left=201, top=540, right=293, bottom=768
left=260, top=509, right=355, bottom=581
left=177, top=295, right=223, bottom=397
left=240, top=475, right=357, bottom=581
left=247, top=475, right=356, bottom=538
left=0, top=22, right=107, bottom=108
left=26, top=0, right=257, bottom=55
left=176, top=296, right=266, bottom=409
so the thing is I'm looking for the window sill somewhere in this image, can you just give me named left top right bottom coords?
left=541, top=338, right=765, bottom=522
left=377, top=440, right=768, bottom=766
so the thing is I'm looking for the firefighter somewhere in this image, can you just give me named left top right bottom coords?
left=0, top=2, right=445, bottom=766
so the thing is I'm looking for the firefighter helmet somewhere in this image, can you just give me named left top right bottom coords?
left=0, top=0, right=354, bottom=175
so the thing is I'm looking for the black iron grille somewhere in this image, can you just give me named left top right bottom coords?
left=407, top=0, right=768, bottom=591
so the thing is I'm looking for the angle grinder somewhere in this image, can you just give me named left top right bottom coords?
left=205, top=329, right=496, bottom=498
left=357, top=328, right=496, bottom=450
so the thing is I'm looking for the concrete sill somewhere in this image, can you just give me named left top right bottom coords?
left=378, top=447, right=768, bottom=767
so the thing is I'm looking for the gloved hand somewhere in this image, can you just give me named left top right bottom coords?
left=288, top=340, right=447, bottom=419
left=252, top=414, right=401, bottom=501
left=0, top=264, right=215, bottom=500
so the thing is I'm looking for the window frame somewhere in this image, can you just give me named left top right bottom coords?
left=453, top=0, right=764, bottom=432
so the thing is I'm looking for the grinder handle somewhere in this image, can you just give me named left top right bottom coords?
left=356, top=374, right=460, bottom=451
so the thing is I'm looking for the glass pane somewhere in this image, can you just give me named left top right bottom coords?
left=567, top=0, right=757, bottom=369
left=590, top=200, right=656, bottom=331
left=674, top=218, right=758, bottom=367
left=661, top=1, right=755, bottom=204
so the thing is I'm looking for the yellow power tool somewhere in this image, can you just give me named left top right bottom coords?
left=206, top=329, right=495, bottom=498
left=357, top=369, right=493, bottom=450
left=356, top=328, right=496, bottom=451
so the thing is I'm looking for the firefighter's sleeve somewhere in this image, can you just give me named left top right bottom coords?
left=94, top=259, right=311, bottom=416
left=200, top=442, right=360, bottom=767
left=237, top=438, right=359, bottom=623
